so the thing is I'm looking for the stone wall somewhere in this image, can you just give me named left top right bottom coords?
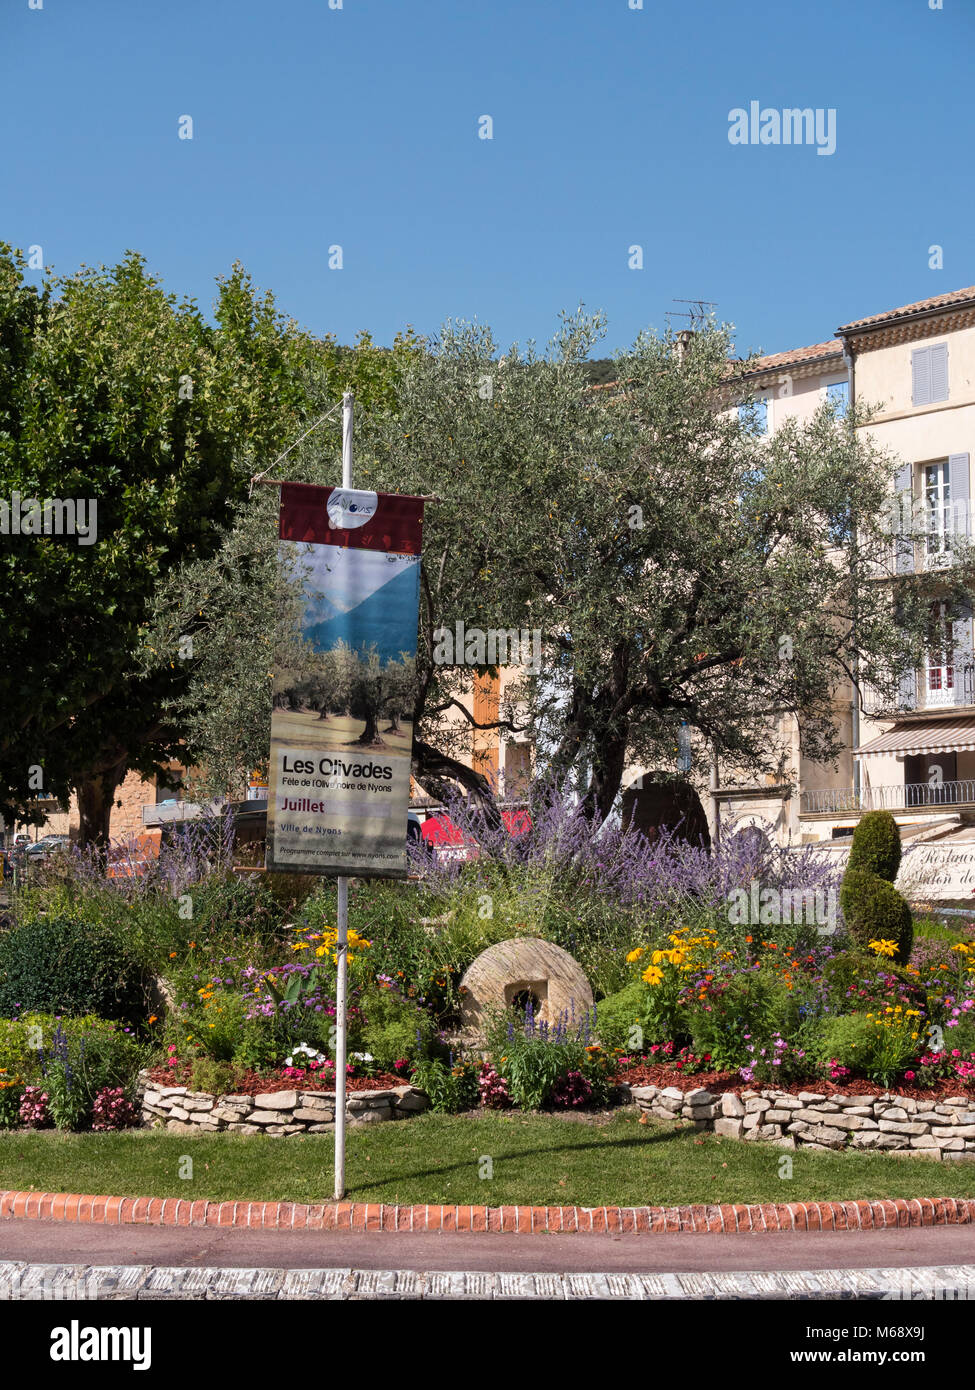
left=24, top=768, right=155, bottom=843
left=138, top=1075, right=428, bottom=1135
left=628, top=1084, right=975, bottom=1159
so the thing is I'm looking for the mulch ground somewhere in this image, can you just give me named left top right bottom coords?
left=610, top=1062, right=975, bottom=1102
left=147, top=1062, right=975, bottom=1104
left=145, top=1066, right=409, bottom=1095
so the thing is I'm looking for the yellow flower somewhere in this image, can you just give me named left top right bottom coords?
left=642, top=965, right=664, bottom=986
left=867, top=939, right=898, bottom=958
left=292, top=942, right=310, bottom=951
left=626, top=948, right=645, bottom=963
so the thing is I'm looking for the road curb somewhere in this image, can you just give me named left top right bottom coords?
left=2, top=1190, right=975, bottom=1233
left=2, top=1259, right=974, bottom=1299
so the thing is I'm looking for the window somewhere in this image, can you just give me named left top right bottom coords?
left=826, top=379, right=849, bottom=416
left=738, top=398, right=768, bottom=434
left=926, top=600, right=955, bottom=703
left=912, top=343, right=949, bottom=406
left=925, top=460, right=952, bottom=559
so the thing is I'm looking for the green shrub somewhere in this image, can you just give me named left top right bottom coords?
left=847, top=810, right=902, bottom=882
left=484, top=1009, right=610, bottom=1110
left=594, top=979, right=645, bottom=1053
left=0, top=1080, right=23, bottom=1129
left=839, top=869, right=913, bottom=962
left=0, top=1014, right=150, bottom=1130
left=0, top=918, right=152, bottom=1027
left=687, top=966, right=796, bottom=1072
left=184, top=874, right=290, bottom=942
left=356, top=986, right=436, bottom=1069
left=409, top=1057, right=480, bottom=1113
left=188, top=1057, right=236, bottom=1095
left=821, top=949, right=924, bottom=1010
left=807, top=1010, right=919, bottom=1086
left=162, top=990, right=249, bottom=1063
left=231, top=1023, right=283, bottom=1073
left=491, top=1034, right=611, bottom=1109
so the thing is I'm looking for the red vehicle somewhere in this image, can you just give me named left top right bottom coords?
left=419, top=806, right=531, bottom=864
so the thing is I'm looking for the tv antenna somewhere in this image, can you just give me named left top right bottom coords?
left=665, top=298, right=716, bottom=332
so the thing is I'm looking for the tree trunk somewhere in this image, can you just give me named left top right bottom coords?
left=356, top=707, right=385, bottom=746
left=580, top=734, right=629, bottom=827
left=77, top=765, right=124, bottom=849
left=384, top=709, right=401, bottom=734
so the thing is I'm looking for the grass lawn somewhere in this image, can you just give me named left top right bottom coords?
left=2, top=1112, right=975, bottom=1206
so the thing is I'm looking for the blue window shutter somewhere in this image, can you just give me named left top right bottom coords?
left=739, top=399, right=768, bottom=433
left=930, top=343, right=949, bottom=403
left=949, top=452, right=970, bottom=540
left=952, top=600, right=973, bottom=705
left=898, top=666, right=917, bottom=710
left=894, top=462, right=914, bottom=573
left=912, top=347, right=931, bottom=406
left=827, top=381, right=849, bottom=415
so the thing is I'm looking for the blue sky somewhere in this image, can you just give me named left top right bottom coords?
left=3, top=0, right=973, bottom=360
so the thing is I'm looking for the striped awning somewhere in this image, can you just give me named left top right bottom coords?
left=855, top=716, right=975, bottom=759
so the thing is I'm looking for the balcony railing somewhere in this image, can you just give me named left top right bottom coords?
left=801, top=780, right=975, bottom=815
left=862, top=661, right=975, bottom=716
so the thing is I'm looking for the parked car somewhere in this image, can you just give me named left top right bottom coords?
left=417, top=807, right=531, bottom=865
left=25, top=834, right=70, bottom=860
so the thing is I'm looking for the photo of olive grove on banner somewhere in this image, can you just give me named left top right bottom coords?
left=266, top=484, right=424, bottom=878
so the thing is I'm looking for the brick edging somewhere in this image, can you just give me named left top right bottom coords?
left=2, top=1191, right=975, bottom=1233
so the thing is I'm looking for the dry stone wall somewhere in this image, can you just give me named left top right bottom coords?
left=628, top=1084, right=975, bottom=1158
left=138, top=1072, right=428, bottom=1135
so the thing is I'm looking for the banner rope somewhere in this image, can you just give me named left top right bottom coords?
left=249, top=399, right=343, bottom=494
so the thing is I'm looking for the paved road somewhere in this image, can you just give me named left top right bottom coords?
left=4, top=1218, right=975, bottom=1273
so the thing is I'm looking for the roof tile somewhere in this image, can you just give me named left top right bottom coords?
left=838, top=286, right=975, bottom=333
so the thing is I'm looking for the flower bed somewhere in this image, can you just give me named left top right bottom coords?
left=612, top=1056, right=975, bottom=1102
left=627, top=1083, right=975, bottom=1158
left=144, top=1063, right=410, bottom=1095
left=137, top=1071, right=429, bottom=1135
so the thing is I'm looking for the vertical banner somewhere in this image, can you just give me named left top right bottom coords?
left=266, top=483, right=424, bottom=878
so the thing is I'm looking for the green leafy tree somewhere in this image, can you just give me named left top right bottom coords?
left=0, top=246, right=330, bottom=843
left=148, top=312, right=972, bottom=826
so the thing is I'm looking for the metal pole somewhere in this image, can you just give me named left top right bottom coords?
left=334, top=392, right=354, bottom=1201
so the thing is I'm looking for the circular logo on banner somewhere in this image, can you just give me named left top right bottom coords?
left=327, top=488, right=378, bottom=530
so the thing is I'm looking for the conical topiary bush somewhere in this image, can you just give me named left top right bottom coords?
left=845, top=809, right=902, bottom=883
left=839, top=812, right=913, bottom=964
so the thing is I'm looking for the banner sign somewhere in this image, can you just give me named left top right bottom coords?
left=266, top=483, right=424, bottom=878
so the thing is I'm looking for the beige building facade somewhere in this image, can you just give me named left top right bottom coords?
left=634, top=285, right=975, bottom=851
